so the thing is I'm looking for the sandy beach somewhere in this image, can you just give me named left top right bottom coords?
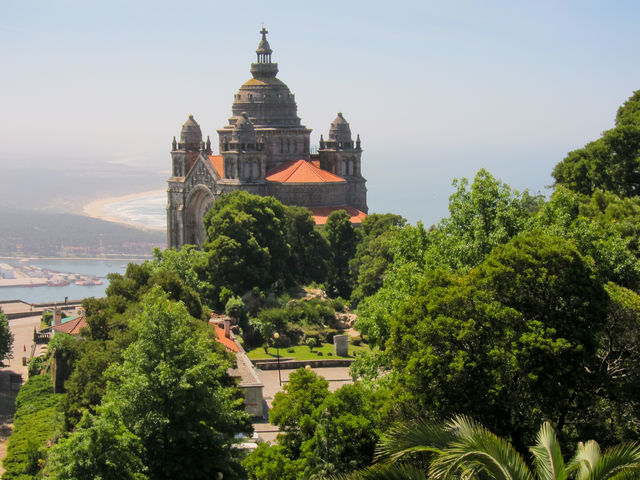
left=82, top=190, right=165, bottom=230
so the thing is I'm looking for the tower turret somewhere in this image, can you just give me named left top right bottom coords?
left=179, top=115, right=203, bottom=151
left=328, top=112, right=353, bottom=148
left=318, top=112, right=362, bottom=178
left=171, top=115, right=203, bottom=177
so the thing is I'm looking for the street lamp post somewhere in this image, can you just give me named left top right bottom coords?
left=273, top=332, right=282, bottom=386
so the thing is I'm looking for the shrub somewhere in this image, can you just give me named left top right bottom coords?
left=305, top=337, right=320, bottom=352
left=3, top=375, right=63, bottom=479
left=27, top=357, right=45, bottom=377
left=350, top=336, right=362, bottom=346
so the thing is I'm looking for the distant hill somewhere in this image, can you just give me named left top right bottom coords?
left=0, top=209, right=166, bottom=257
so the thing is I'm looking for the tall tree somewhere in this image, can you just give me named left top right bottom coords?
left=283, top=205, right=330, bottom=285
left=48, top=288, right=251, bottom=480
left=350, top=214, right=406, bottom=306
left=325, top=210, right=359, bottom=298
left=388, top=231, right=610, bottom=449
left=553, top=90, right=640, bottom=198
left=0, top=308, right=14, bottom=367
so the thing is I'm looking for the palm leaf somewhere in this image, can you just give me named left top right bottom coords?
left=568, top=441, right=602, bottom=480
left=430, top=416, right=535, bottom=480
left=587, top=443, right=640, bottom=480
left=329, top=463, right=429, bottom=480
left=376, top=418, right=454, bottom=463
left=530, top=422, right=567, bottom=480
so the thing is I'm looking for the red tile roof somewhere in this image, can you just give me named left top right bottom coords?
left=266, top=160, right=345, bottom=183
left=209, top=155, right=224, bottom=177
left=309, top=206, right=367, bottom=225
left=212, top=324, right=240, bottom=353
left=52, top=316, right=89, bottom=336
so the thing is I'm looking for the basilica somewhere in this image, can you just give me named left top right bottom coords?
left=167, top=29, right=368, bottom=249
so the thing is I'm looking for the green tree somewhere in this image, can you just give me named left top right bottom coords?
left=533, top=186, right=640, bottom=289
left=348, top=416, right=640, bottom=480
left=46, top=410, right=147, bottom=480
left=0, top=308, right=14, bottom=366
left=355, top=223, right=429, bottom=349
left=270, top=368, right=330, bottom=455
left=426, top=168, right=541, bottom=271
left=553, top=90, right=640, bottom=198
left=350, top=214, right=406, bottom=306
left=356, top=170, right=539, bottom=349
left=246, top=371, right=387, bottom=479
left=388, top=232, right=609, bottom=449
left=243, top=443, right=302, bottom=480
left=283, top=205, right=330, bottom=285
left=195, top=191, right=292, bottom=303
left=325, top=210, right=359, bottom=298
left=148, top=244, right=206, bottom=292
left=50, top=288, right=251, bottom=480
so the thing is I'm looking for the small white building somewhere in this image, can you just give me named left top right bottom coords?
left=0, top=263, right=16, bottom=279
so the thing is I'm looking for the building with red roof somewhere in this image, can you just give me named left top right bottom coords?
left=167, top=28, right=368, bottom=248
left=51, top=315, right=89, bottom=336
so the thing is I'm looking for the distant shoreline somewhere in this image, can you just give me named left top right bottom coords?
left=82, top=190, right=165, bottom=231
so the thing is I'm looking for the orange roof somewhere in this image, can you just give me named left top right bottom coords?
left=52, top=316, right=88, bottom=336
left=209, top=155, right=224, bottom=177
left=212, top=324, right=240, bottom=353
left=266, top=160, right=345, bottom=183
left=309, top=206, right=367, bottom=225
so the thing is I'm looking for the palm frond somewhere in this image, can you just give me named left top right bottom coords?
left=430, top=416, right=535, bottom=480
left=376, top=418, right=454, bottom=463
left=329, top=462, right=429, bottom=480
left=530, top=422, right=567, bottom=480
left=588, top=443, right=640, bottom=480
left=568, top=440, right=601, bottom=480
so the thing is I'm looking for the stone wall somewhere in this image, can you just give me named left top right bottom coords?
left=267, top=182, right=347, bottom=207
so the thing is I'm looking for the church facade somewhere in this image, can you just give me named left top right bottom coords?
left=167, top=29, right=368, bottom=249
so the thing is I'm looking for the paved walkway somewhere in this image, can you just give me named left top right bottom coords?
left=252, top=365, right=352, bottom=443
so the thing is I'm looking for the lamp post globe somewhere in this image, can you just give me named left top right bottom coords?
left=274, top=332, right=282, bottom=386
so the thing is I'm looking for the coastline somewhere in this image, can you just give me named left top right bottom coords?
left=82, top=190, right=165, bottom=231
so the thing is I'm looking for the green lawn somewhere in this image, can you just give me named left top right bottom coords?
left=246, top=342, right=369, bottom=361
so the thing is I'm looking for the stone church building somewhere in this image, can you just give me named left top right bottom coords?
left=167, top=29, right=368, bottom=249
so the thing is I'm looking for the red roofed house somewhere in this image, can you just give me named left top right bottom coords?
left=167, top=28, right=368, bottom=248
left=51, top=314, right=89, bottom=336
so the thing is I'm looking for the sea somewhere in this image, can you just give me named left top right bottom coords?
left=0, top=259, right=141, bottom=304
left=102, top=191, right=166, bottom=230
left=0, top=192, right=166, bottom=305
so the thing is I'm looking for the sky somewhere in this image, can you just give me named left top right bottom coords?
left=1, top=0, right=640, bottom=225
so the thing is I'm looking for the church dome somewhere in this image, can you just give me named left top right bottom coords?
left=180, top=115, right=203, bottom=149
left=328, top=112, right=352, bottom=142
left=230, top=29, right=303, bottom=128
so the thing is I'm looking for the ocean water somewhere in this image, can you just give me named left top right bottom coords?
left=103, top=192, right=166, bottom=230
left=0, top=259, right=140, bottom=304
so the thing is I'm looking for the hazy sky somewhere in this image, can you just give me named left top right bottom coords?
left=2, top=1, right=639, bottom=224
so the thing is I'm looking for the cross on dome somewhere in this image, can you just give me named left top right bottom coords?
left=256, top=26, right=272, bottom=62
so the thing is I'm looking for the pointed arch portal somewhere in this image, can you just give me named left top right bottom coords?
left=184, top=186, right=214, bottom=246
